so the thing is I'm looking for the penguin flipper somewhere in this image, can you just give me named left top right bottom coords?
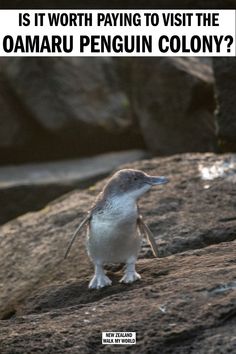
left=64, top=214, right=91, bottom=259
left=137, top=216, right=158, bottom=258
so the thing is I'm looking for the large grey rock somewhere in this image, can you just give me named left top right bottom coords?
left=1, top=57, right=143, bottom=163
left=4, top=58, right=131, bottom=133
left=131, top=57, right=216, bottom=154
left=0, top=57, right=218, bottom=164
left=0, top=153, right=235, bottom=353
left=213, top=57, right=236, bottom=151
left=0, top=149, right=147, bottom=225
left=0, top=71, right=30, bottom=149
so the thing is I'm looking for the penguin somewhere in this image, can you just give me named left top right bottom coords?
left=64, top=169, right=168, bottom=289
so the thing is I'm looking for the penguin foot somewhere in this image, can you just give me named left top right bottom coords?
left=120, top=271, right=141, bottom=284
left=89, top=274, right=112, bottom=289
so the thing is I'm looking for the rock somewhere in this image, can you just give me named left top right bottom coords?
left=136, top=153, right=236, bottom=258
left=1, top=57, right=144, bottom=163
left=0, top=70, right=31, bottom=149
left=0, top=149, right=147, bottom=225
left=0, top=56, right=218, bottom=164
left=131, top=57, right=216, bottom=154
left=213, top=57, right=236, bottom=151
left=4, top=58, right=131, bottom=134
left=0, top=153, right=236, bottom=353
left=1, top=244, right=235, bottom=353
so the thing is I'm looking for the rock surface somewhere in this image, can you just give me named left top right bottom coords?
left=213, top=57, right=236, bottom=152
left=0, top=149, right=147, bottom=225
left=0, top=72, right=29, bottom=149
left=132, top=57, right=216, bottom=154
left=0, top=57, right=216, bottom=164
left=3, top=58, right=131, bottom=134
left=0, top=153, right=236, bottom=353
left=1, top=57, right=144, bottom=163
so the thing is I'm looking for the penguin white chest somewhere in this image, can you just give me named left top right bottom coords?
left=87, top=197, right=141, bottom=263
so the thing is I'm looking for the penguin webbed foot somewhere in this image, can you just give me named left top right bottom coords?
left=120, top=271, right=141, bottom=284
left=89, top=273, right=112, bottom=289
left=120, top=258, right=141, bottom=284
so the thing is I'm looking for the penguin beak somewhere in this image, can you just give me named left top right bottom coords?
left=147, top=176, right=169, bottom=186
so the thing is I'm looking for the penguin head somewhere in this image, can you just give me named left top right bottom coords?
left=104, top=169, right=168, bottom=200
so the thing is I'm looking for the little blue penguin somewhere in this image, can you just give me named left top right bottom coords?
left=64, top=169, right=168, bottom=289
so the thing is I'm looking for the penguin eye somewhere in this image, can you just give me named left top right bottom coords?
left=133, top=177, right=138, bottom=181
